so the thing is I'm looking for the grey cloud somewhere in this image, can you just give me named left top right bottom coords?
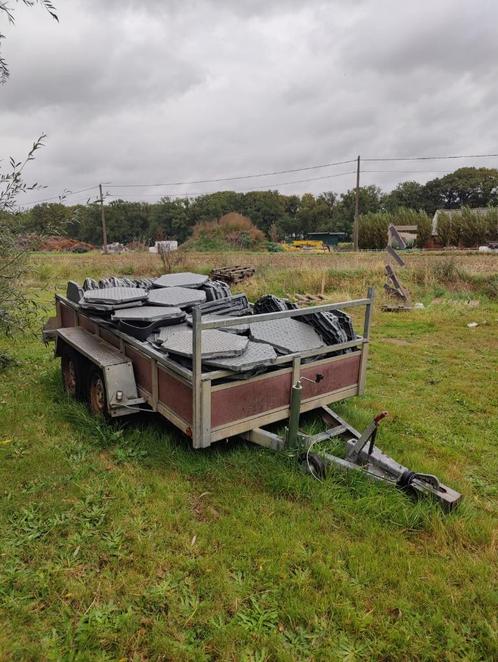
left=1, top=0, right=497, bottom=207
left=341, top=1, right=498, bottom=77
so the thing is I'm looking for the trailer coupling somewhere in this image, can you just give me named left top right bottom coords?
left=242, top=396, right=462, bottom=512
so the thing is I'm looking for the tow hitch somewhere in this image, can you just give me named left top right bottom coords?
left=243, top=379, right=462, bottom=512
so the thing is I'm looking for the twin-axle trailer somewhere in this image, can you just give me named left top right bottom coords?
left=43, top=288, right=461, bottom=511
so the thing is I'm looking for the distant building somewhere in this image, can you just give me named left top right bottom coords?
left=305, top=232, right=348, bottom=247
left=388, top=224, right=417, bottom=249
left=149, top=240, right=178, bottom=254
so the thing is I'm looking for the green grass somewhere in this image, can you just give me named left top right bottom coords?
left=0, top=253, right=497, bottom=660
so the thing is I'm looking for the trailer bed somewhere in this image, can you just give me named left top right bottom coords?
left=49, top=291, right=373, bottom=448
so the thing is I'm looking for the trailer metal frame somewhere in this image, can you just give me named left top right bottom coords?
left=47, top=289, right=374, bottom=446
left=44, top=286, right=462, bottom=510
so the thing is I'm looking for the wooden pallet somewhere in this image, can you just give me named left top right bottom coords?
left=210, top=265, right=256, bottom=285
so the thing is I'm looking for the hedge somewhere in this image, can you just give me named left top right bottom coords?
left=358, top=208, right=432, bottom=249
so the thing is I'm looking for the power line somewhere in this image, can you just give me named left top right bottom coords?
left=361, top=169, right=454, bottom=174
left=107, top=159, right=357, bottom=188
left=363, top=153, right=498, bottom=162
left=16, top=151, right=498, bottom=207
left=106, top=170, right=357, bottom=200
left=22, top=184, right=97, bottom=206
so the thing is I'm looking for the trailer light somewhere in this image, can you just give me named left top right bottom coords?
left=116, top=390, right=123, bottom=402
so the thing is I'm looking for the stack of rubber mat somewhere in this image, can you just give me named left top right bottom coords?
left=79, top=287, right=148, bottom=313
left=253, top=295, right=297, bottom=314
left=196, top=294, right=251, bottom=317
left=111, top=306, right=186, bottom=341
left=333, top=309, right=355, bottom=341
left=83, top=277, right=154, bottom=290
left=300, top=311, right=349, bottom=346
left=202, top=280, right=232, bottom=301
left=253, top=294, right=355, bottom=346
left=150, top=325, right=277, bottom=374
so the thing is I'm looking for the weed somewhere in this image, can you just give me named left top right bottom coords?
left=236, top=595, right=279, bottom=634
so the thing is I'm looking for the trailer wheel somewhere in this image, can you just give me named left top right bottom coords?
left=88, top=368, right=108, bottom=418
left=298, top=452, right=327, bottom=480
left=61, top=347, right=85, bottom=400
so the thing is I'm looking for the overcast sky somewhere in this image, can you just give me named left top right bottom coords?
left=2, top=0, right=498, bottom=207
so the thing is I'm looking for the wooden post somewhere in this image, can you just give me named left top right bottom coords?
left=353, top=155, right=360, bottom=251
left=99, top=183, right=108, bottom=254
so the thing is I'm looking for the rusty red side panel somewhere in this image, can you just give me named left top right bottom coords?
left=211, top=352, right=361, bottom=428
left=125, top=346, right=153, bottom=394
left=100, top=328, right=120, bottom=348
left=300, top=353, right=361, bottom=401
left=60, top=301, right=77, bottom=327
left=79, top=316, right=97, bottom=334
left=211, top=371, right=293, bottom=428
left=158, top=367, right=192, bottom=423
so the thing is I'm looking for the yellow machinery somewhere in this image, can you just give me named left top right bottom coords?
left=281, top=240, right=329, bottom=253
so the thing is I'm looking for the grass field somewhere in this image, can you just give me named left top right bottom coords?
left=0, top=250, right=497, bottom=660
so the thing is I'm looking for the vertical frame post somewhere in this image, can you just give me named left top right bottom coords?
left=358, top=287, right=374, bottom=394
left=363, top=286, right=374, bottom=340
left=191, top=306, right=203, bottom=448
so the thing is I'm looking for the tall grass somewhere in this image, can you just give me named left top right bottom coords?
left=358, top=208, right=432, bottom=249
left=437, top=207, right=498, bottom=247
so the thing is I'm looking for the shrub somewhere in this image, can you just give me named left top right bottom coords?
left=437, top=207, right=498, bottom=247
left=431, top=257, right=462, bottom=283
left=436, top=211, right=458, bottom=246
left=187, top=212, right=266, bottom=251
left=358, top=212, right=391, bottom=249
left=359, top=208, right=437, bottom=249
left=391, top=208, right=432, bottom=247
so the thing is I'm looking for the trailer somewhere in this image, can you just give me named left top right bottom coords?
left=43, top=287, right=461, bottom=511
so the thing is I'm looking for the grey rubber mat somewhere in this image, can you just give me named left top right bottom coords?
left=153, top=272, right=209, bottom=289
left=151, top=324, right=189, bottom=347
left=112, top=306, right=184, bottom=322
left=204, top=340, right=277, bottom=371
left=79, top=301, right=143, bottom=313
left=147, top=286, right=206, bottom=308
left=202, top=280, right=232, bottom=301
left=161, top=328, right=248, bottom=359
left=250, top=318, right=324, bottom=354
left=186, top=313, right=249, bottom=335
left=83, top=287, right=148, bottom=305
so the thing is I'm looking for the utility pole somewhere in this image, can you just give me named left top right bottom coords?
left=99, top=183, right=108, bottom=254
left=353, top=155, right=360, bottom=251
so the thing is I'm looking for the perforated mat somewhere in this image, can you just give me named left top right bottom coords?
left=250, top=318, right=324, bottom=354
left=147, top=286, right=206, bottom=308
left=153, top=272, right=209, bottom=289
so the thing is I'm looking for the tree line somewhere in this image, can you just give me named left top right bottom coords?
left=3, top=166, right=498, bottom=246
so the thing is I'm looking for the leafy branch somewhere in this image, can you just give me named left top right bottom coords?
left=0, top=0, right=58, bottom=83
left=0, top=134, right=46, bottom=211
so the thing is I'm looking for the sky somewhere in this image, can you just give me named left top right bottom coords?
left=1, top=0, right=498, bottom=208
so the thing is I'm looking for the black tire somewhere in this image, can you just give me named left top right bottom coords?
left=87, top=367, right=108, bottom=418
left=61, top=347, right=85, bottom=400
left=298, top=452, right=327, bottom=480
